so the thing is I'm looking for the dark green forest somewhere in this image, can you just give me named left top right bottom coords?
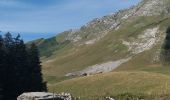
left=0, top=33, right=47, bottom=100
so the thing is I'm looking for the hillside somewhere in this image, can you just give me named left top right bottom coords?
left=30, top=0, right=170, bottom=99
left=49, top=71, right=170, bottom=100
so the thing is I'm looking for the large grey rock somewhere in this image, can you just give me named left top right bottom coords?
left=17, top=92, right=72, bottom=100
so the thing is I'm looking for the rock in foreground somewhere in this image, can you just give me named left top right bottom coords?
left=17, top=92, right=72, bottom=100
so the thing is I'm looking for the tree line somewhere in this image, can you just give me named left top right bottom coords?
left=0, top=33, right=47, bottom=100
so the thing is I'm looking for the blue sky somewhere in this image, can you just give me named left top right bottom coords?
left=0, top=0, right=141, bottom=42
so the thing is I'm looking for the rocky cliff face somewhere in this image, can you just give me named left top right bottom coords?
left=134, top=0, right=170, bottom=16
left=49, top=0, right=170, bottom=46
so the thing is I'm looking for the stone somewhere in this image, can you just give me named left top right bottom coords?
left=106, top=96, right=115, bottom=100
left=17, top=92, right=72, bottom=100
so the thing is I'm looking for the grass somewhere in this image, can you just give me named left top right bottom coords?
left=48, top=71, right=170, bottom=100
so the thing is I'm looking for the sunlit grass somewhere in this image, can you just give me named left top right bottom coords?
left=48, top=71, right=170, bottom=100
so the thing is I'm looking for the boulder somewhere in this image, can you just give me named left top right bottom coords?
left=17, top=92, right=72, bottom=100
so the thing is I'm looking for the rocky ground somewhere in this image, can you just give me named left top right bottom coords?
left=66, top=57, right=131, bottom=76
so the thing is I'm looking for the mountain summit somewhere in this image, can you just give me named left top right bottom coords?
left=132, top=0, right=170, bottom=16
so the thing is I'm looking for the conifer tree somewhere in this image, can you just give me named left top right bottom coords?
left=0, top=33, right=47, bottom=100
left=12, top=34, right=30, bottom=97
left=0, top=35, right=5, bottom=99
left=161, top=27, right=170, bottom=65
left=27, top=43, right=47, bottom=92
left=3, top=32, right=17, bottom=100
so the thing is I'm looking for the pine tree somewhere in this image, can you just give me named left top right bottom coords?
left=0, top=35, right=5, bottom=99
left=3, top=32, right=17, bottom=100
left=12, top=34, right=30, bottom=97
left=27, top=43, right=47, bottom=92
left=161, top=27, right=170, bottom=65
left=0, top=33, right=47, bottom=100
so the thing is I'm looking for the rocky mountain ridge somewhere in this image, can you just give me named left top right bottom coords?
left=41, top=0, right=169, bottom=47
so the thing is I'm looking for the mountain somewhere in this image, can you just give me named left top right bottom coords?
left=31, top=0, right=170, bottom=99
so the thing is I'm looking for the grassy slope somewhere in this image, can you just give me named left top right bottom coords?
left=42, top=16, right=169, bottom=82
left=40, top=16, right=170, bottom=99
left=49, top=71, right=170, bottom=100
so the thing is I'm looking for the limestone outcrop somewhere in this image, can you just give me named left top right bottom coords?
left=17, top=92, right=72, bottom=100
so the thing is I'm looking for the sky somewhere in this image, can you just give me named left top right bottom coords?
left=0, top=0, right=141, bottom=42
